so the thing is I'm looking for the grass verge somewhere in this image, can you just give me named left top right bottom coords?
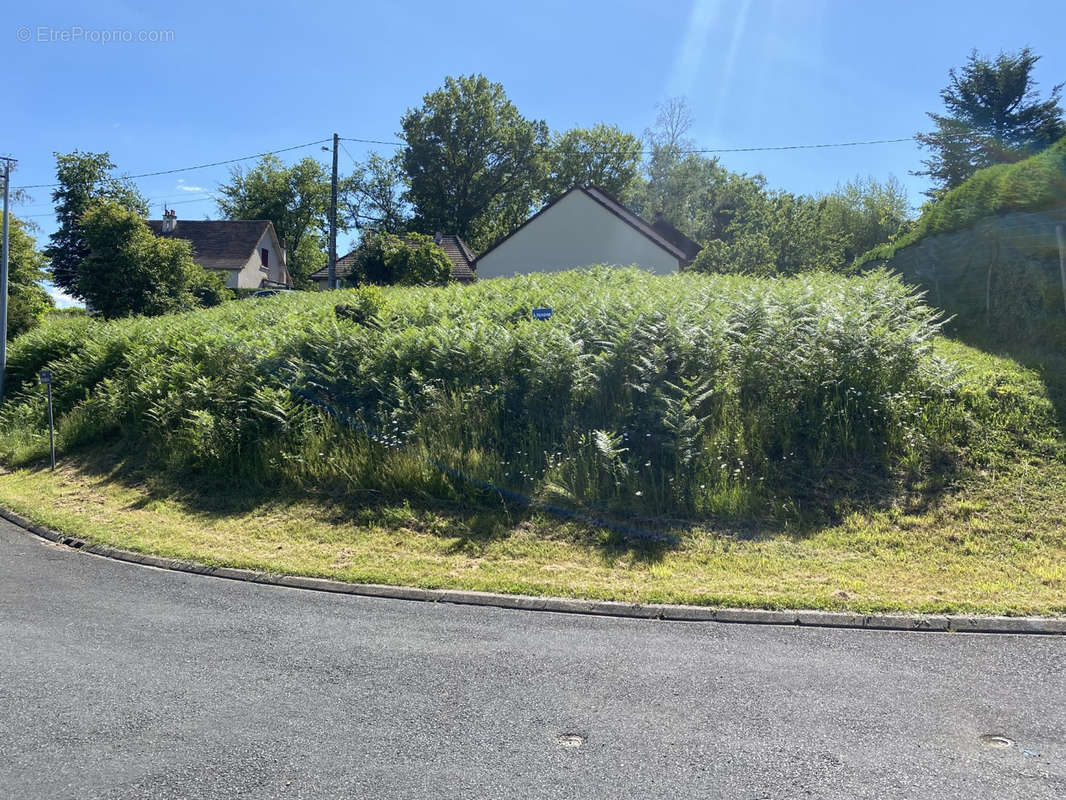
left=1, top=432, right=1063, bottom=616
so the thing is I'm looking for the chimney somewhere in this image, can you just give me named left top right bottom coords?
left=434, top=231, right=443, bottom=245
left=161, top=208, right=177, bottom=234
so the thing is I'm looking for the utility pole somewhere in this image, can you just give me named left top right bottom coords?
left=0, top=156, right=15, bottom=405
left=328, top=132, right=339, bottom=289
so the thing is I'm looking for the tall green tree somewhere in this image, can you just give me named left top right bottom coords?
left=542, top=124, right=644, bottom=201
left=78, top=201, right=224, bottom=318
left=44, top=151, right=147, bottom=298
left=5, top=216, right=54, bottom=339
left=343, top=152, right=410, bottom=235
left=915, top=48, right=1065, bottom=198
left=634, top=145, right=770, bottom=249
left=638, top=99, right=909, bottom=274
left=762, top=193, right=847, bottom=275
left=645, top=96, right=695, bottom=152
left=820, top=176, right=912, bottom=263
left=216, top=155, right=332, bottom=287
left=690, top=192, right=847, bottom=276
left=632, top=97, right=768, bottom=243
left=400, top=74, right=549, bottom=251
left=634, top=97, right=697, bottom=221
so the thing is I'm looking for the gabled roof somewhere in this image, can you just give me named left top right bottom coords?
left=311, top=233, right=478, bottom=283
left=147, top=219, right=275, bottom=271
left=435, top=234, right=476, bottom=282
left=475, top=186, right=700, bottom=266
left=310, top=249, right=359, bottom=282
left=651, top=216, right=702, bottom=264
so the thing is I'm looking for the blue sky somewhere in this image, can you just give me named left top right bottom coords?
left=7, top=0, right=1066, bottom=303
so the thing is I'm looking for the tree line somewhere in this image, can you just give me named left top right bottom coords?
left=5, top=46, right=1062, bottom=329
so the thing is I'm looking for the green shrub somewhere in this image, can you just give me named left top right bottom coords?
left=78, top=201, right=220, bottom=318
left=334, top=285, right=388, bottom=327
left=690, top=234, right=776, bottom=276
left=346, top=232, right=452, bottom=286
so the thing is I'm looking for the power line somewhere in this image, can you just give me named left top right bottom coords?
left=21, top=186, right=217, bottom=213
left=12, top=132, right=917, bottom=195
left=337, top=141, right=403, bottom=227
left=160, top=193, right=217, bottom=205
left=153, top=194, right=218, bottom=211
left=13, top=138, right=332, bottom=191
left=19, top=193, right=218, bottom=220
left=340, top=137, right=406, bottom=148
left=683, top=137, right=913, bottom=154
left=338, top=141, right=361, bottom=169
left=342, top=134, right=915, bottom=156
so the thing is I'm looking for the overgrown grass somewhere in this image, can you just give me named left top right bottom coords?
left=1, top=336, right=1063, bottom=614
left=0, top=268, right=976, bottom=523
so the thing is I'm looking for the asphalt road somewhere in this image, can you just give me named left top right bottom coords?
left=1, top=517, right=1063, bottom=799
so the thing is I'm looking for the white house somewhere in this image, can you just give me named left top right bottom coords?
left=475, top=186, right=700, bottom=278
left=147, top=211, right=291, bottom=289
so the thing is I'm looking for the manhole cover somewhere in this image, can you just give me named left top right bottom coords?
left=556, top=734, right=585, bottom=748
left=979, top=734, right=1015, bottom=748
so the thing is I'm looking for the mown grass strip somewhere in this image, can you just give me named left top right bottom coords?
left=1, top=438, right=1063, bottom=616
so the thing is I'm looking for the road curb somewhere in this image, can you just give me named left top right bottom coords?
left=3, top=505, right=1065, bottom=635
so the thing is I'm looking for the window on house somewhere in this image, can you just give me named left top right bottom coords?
left=261, top=248, right=269, bottom=269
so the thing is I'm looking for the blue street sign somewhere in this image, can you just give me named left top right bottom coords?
left=39, top=369, right=52, bottom=385
left=532, top=307, right=553, bottom=321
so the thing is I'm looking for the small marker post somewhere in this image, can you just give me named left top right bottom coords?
left=40, top=370, right=55, bottom=471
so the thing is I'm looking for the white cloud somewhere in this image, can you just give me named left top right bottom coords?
left=176, top=179, right=206, bottom=193
left=45, top=282, right=81, bottom=310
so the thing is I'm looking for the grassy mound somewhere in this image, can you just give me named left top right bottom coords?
left=0, top=268, right=1047, bottom=525
left=859, top=135, right=1066, bottom=266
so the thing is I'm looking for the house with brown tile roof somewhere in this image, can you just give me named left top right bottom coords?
left=475, top=186, right=700, bottom=279
left=147, top=211, right=291, bottom=289
left=433, top=233, right=477, bottom=283
left=310, top=250, right=359, bottom=288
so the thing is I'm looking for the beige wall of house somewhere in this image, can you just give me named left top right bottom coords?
left=476, top=190, right=683, bottom=278
left=230, top=229, right=289, bottom=289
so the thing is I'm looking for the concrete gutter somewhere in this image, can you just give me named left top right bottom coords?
left=3, top=505, right=1064, bottom=635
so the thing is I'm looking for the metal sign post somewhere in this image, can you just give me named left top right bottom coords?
left=0, top=157, right=13, bottom=405
left=40, top=370, right=55, bottom=471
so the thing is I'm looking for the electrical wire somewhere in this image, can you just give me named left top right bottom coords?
left=684, top=137, right=913, bottom=154
left=11, top=130, right=919, bottom=220
left=338, top=141, right=361, bottom=169
left=342, top=135, right=915, bottom=156
left=13, top=138, right=332, bottom=191
left=340, top=137, right=405, bottom=148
